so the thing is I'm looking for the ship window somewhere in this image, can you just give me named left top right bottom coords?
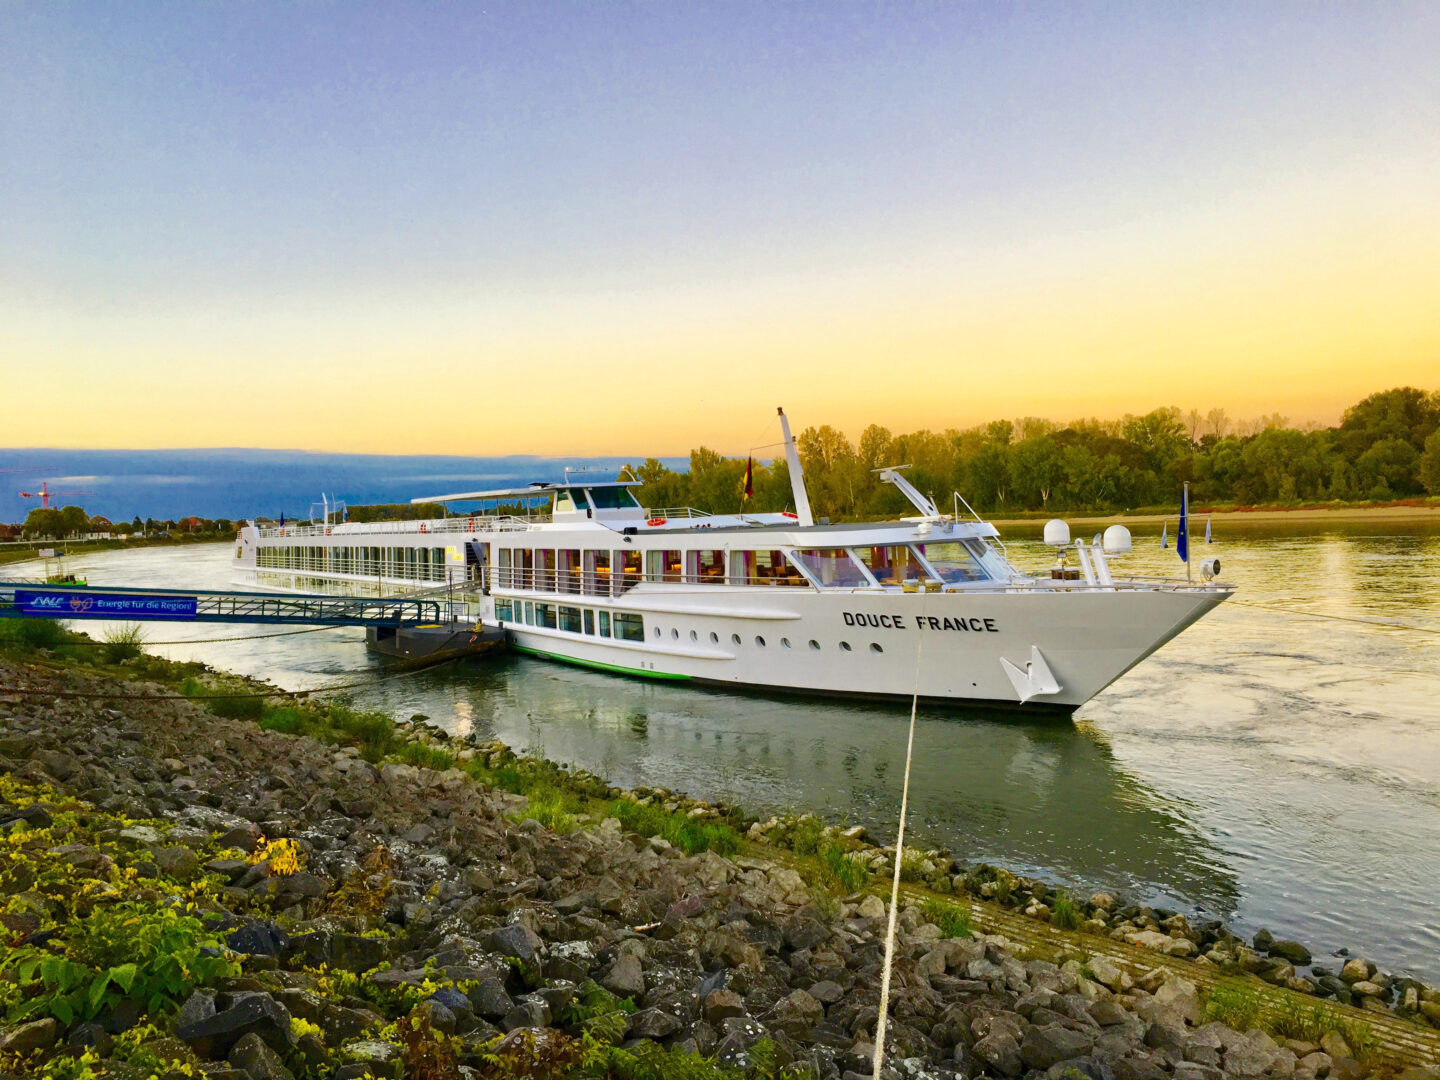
left=559, top=550, right=581, bottom=593
left=586, top=486, right=642, bottom=510
left=535, top=603, right=558, bottom=629
left=731, top=633, right=742, bottom=645
left=558, top=605, right=582, bottom=633
left=808, top=639, right=820, bottom=650
left=855, top=544, right=933, bottom=586
left=663, top=550, right=682, bottom=582
left=671, top=628, right=680, bottom=640
left=584, top=610, right=595, bottom=635
left=653, top=625, right=661, bottom=639
left=555, top=490, right=577, bottom=513
left=524, top=601, right=534, bottom=625
left=619, top=550, right=642, bottom=588
left=792, top=548, right=871, bottom=588
left=646, top=551, right=663, bottom=581
left=870, top=642, right=883, bottom=654
left=689, top=629, right=698, bottom=641
left=738, top=549, right=805, bottom=586
left=913, top=541, right=991, bottom=583
left=839, top=641, right=852, bottom=652
left=695, top=549, right=725, bottom=584
left=598, top=611, right=611, bottom=637
left=754, top=635, right=766, bottom=647
left=781, top=637, right=791, bottom=649
left=613, top=612, right=644, bottom=641
left=495, top=599, right=513, bottom=622
left=710, top=631, right=719, bottom=643
left=585, top=550, right=611, bottom=595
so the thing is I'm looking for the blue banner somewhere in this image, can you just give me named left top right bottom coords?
left=15, top=590, right=198, bottom=621
left=1176, top=486, right=1189, bottom=564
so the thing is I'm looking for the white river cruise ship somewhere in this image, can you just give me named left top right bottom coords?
left=232, top=411, right=1233, bottom=712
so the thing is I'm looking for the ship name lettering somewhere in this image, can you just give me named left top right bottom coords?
left=912, top=615, right=998, bottom=633
left=842, top=612, right=907, bottom=629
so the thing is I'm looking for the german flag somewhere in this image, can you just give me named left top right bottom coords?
left=741, top=456, right=754, bottom=501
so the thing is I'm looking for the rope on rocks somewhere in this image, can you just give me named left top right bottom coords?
left=872, top=596, right=926, bottom=1080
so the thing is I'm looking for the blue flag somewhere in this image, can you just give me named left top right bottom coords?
left=1176, top=487, right=1189, bottom=563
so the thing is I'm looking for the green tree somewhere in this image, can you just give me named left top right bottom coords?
left=1418, top=430, right=1440, bottom=495
left=1010, top=435, right=1064, bottom=509
left=22, top=508, right=61, bottom=538
left=57, top=505, right=89, bottom=537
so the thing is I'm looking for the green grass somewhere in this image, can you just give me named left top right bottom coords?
left=0, top=617, right=70, bottom=650
left=922, top=897, right=973, bottom=938
left=1050, top=890, right=1082, bottom=930
left=818, top=843, right=871, bottom=894
left=101, top=623, right=147, bottom=663
left=789, top=816, right=825, bottom=856
left=1203, top=984, right=1264, bottom=1032
left=607, top=798, right=742, bottom=856
left=897, top=848, right=928, bottom=883
left=515, top=786, right=582, bottom=834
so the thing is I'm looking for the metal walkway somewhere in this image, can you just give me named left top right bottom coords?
left=0, top=581, right=460, bottom=628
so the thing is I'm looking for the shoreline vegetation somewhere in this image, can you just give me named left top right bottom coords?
left=3, top=620, right=1440, bottom=1079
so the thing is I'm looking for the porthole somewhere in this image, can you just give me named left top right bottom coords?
left=755, top=635, right=766, bottom=647
left=808, top=640, right=821, bottom=651
left=840, top=641, right=852, bottom=652
left=732, top=633, right=742, bottom=645
left=870, top=642, right=883, bottom=654
left=671, top=628, right=680, bottom=640
left=781, top=638, right=792, bottom=649
left=690, top=630, right=698, bottom=642
left=653, top=626, right=661, bottom=639
left=710, top=631, right=720, bottom=644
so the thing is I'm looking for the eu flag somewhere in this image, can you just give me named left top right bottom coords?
left=1176, top=486, right=1189, bottom=564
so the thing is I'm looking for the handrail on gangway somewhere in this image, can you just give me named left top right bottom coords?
left=0, top=581, right=461, bottom=628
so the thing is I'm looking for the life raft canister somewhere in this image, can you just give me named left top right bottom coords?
left=647, top=517, right=667, bottom=527
left=420, top=523, right=427, bottom=533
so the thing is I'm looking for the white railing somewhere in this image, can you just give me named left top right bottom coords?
left=642, top=507, right=714, bottom=520
left=255, top=514, right=537, bottom=540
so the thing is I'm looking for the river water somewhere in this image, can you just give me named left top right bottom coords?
left=8, top=521, right=1440, bottom=980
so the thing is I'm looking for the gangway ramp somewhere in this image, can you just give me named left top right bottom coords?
left=0, top=582, right=461, bottom=628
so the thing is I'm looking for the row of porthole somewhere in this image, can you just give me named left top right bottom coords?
left=653, top=625, right=883, bottom=654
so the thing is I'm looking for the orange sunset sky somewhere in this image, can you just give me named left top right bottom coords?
left=2, top=3, right=1436, bottom=456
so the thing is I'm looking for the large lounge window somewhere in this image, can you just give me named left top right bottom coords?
left=612, top=612, right=644, bottom=641
left=585, top=550, right=611, bottom=595
left=694, top=549, right=725, bottom=584
left=535, top=602, right=558, bottom=629
left=914, top=541, right=991, bottom=583
left=734, top=549, right=805, bottom=586
left=558, top=605, right=583, bottom=633
left=792, top=549, right=871, bottom=588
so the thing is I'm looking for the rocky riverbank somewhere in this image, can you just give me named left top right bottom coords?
left=1, top=650, right=1437, bottom=1080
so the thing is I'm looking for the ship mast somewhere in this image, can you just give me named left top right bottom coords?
left=777, top=407, right=815, bottom=527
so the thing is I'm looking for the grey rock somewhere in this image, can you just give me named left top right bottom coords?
left=808, top=980, right=844, bottom=1005
left=467, top=977, right=515, bottom=1022
left=487, top=922, right=543, bottom=963
left=226, top=919, right=289, bottom=957
left=177, top=993, right=294, bottom=1059
left=704, top=988, right=747, bottom=1024
left=177, top=990, right=217, bottom=1028
left=228, top=1031, right=296, bottom=1080
left=1269, top=940, right=1312, bottom=965
left=0, top=1017, right=61, bottom=1054
left=153, top=845, right=201, bottom=880
left=629, top=1008, right=684, bottom=1039
left=1022, top=1024, right=1095, bottom=1070
left=603, top=953, right=646, bottom=998
left=972, top=1032, right=1024, bottom=1077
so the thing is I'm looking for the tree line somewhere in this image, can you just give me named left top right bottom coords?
left=629, top=386, right=1440, bottom=520
left=15, top=508, right=235, bottom=540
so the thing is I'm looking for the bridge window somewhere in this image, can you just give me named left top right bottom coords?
left=613, top=612, right=644, bottom=641
left=586, top=486, right=642, bottom=510
left=855, top=545, right=933, bottom=587
left=792, top=549, right=871, bottom=588
left=914, top=541, right=991, bottom=583
left=555, top=490, right=577, bottom=514
left=598, top=611, right=611, bottom=637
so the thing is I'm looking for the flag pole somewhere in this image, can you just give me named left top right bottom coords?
left=1184, top=482, right=1192, bottom=584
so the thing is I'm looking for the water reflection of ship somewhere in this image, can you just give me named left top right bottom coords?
left=375, top=655, right=1240, bottom=921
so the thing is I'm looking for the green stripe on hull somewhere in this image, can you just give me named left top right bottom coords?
left=511, top=644, right=692, bottom=681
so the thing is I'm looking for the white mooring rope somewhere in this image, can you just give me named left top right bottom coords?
left=872, top=603, right=926, bottom=1080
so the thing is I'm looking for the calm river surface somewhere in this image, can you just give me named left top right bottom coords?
left=10, top=521, right=1440, bottom=980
